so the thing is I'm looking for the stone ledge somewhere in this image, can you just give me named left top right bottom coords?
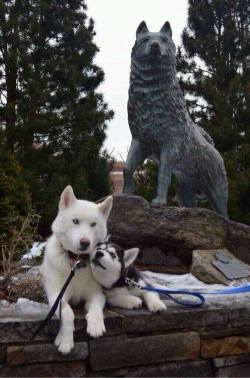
left=120, top=305, right=229, bottom=334
left=1, top=294, right=250, bottom=344
left=1, top=293, right=250, bottom=376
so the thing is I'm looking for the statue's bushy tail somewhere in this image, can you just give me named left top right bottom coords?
left=198, top=143, right=228, bottom=216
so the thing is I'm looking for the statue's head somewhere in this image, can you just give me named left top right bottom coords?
left=132, top=21, right=176, bottom=67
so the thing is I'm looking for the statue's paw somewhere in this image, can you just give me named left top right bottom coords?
left=152, top=197, right=166, bottom=206
left=123, top=188, right=134, bottom=195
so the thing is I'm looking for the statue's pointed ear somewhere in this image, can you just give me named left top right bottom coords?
left=160, top=21, right=172, bottom=37
left=136, top=21, right=149, bottom=38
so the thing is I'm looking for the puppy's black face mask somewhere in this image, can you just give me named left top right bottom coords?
left=92, top=241, right=124, bottom=271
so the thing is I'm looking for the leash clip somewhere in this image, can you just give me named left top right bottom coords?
left=70, top=256, right=81, bottom=271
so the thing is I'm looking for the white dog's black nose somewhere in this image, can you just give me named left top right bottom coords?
left=95, top=251, right=104, bottom=259
left=80, top=238, right=90, bottom=250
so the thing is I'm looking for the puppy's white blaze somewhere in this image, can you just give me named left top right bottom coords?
left=59, top=185, right=76, bottom=210
left=98, top=196, right=113, bottom=220
left=124, top=248, right=140, bottom=267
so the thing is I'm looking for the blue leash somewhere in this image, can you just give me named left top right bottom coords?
left=143, top=286, right=206, bottom=308
left=125, top=278, right=250, bottom=308
left=142, top=284, right=250, bottom=308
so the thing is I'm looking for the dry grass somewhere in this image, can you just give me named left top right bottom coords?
left=8, top=274, right=45, bottom=303
left=1, top=212, right=40, bottom=279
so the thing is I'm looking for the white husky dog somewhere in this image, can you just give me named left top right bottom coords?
left=41, top=185, right=113, bottom=354
left=90, top=241, right=166, bottom=312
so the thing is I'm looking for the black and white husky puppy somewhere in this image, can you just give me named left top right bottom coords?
left=90, top=241, right=166, bottom=312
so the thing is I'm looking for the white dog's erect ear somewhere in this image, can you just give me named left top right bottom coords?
left=136, top=21, right=149, bottom=38
left=124, top=248, right=140, bottom=268
left=59, top=185, right=76, bottom=210
left=98, top=196, right=113, bottom=220
left=160, top=21, right=172, bottom=37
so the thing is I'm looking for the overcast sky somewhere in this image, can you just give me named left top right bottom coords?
left=87, top=0, right=188, bottom=160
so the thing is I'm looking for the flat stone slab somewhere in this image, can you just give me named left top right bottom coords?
left=1, top=362, right=86, bottom=377
left=202, top=335, right=250, bottom=358
left=89, top=332, right=200, bottom=371
left=7, top=342, right=88, bottom=366
left=95, top=360, right=214, bottom=377
left=191, top=249, right=250, bottom=284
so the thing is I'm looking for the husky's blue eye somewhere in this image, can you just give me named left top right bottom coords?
left=72, top=219, right=79, bottom=225
left=90, top=222, right=97, bottom=227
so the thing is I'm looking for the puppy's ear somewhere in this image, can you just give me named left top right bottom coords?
left=59, top=185, right=76, bottom=210
left=124, top=248, right=140, bottom=268
left=160, top=21, right=172, bottom=37
left=136, top=21, right=149, bottom=38
left=98, top=196, right=113, bottom=220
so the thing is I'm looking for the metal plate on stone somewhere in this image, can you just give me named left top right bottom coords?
left=212, top=252, right=250, bottom=280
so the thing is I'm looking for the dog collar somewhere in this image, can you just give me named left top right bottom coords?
left=68, top=251, right=89, bottom=269
left=67, top=251, right=88, bottom=262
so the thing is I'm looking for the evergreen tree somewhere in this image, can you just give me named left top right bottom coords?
left=177, top=0, right=250, bottom=223
left=0, top=0, right=113, bottom=233
left=0, top=136, right=33, bottom=264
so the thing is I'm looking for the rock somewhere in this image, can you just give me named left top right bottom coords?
left=191, top=249, right=250, bottom=284
left=108, top=195, right=250, bottom=266
left=7, top=342, right=88, bottom=366
left=137, top=247, right=187, bottom=273
left=89, top=332, right=200, bottom=371
left=215, top=362, right=250, bottom=377
left=94, top=360, right=213, bottom=377
left=1, top=362, right=86, bottom=377
left=213, top=353, right=250, bottom=368
left=0, top=344, right=6, bottom=364
left=201, top=335, right=250, bottom=358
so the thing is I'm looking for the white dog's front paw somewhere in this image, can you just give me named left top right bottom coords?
left=55, top=331, right=62, bottom=347
left=86, top=313, right=106, bottom=338
left=123, top=296, right=143, bottom=309
left=146, top=297, right=167, bottom=313
left=55, top=334, right=74, bottom=354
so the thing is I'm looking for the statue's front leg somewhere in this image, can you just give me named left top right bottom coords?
left=123, top=139, right=146, bottom=194
left=152, top=147, right=173, bottom=205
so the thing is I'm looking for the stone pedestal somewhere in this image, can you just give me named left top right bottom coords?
left=1, top=293, right=250, bottom=376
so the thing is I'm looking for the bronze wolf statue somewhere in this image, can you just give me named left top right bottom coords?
left=123, top=21, right=228, bottom=217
